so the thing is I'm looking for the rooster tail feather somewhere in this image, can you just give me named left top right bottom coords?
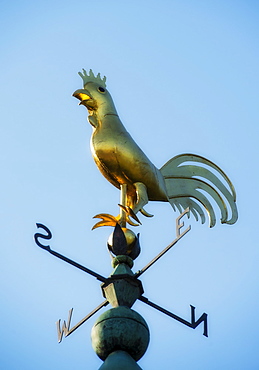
left=160, top=154, right=238, bottom=227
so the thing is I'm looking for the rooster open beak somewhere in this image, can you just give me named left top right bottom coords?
left=73, top=89, right=97, bottom=110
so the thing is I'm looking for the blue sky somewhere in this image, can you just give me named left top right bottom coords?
left=1, top=1, right=259, bottom=369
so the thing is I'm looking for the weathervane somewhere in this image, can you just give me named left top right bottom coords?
left=35, top=69, right=237, bottom=369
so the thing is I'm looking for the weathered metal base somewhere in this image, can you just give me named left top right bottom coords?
left=91, top=306, right=149, bottom=361
left=98, top=350, right=142, bottom=370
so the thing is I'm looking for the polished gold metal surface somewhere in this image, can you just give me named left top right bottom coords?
left=73, top=69, right=238, bottom=228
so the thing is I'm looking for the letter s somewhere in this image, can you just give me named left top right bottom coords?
left=34, top=223, right=52, bottom=250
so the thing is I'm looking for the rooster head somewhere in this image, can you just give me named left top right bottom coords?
left=73, top=69, right=117, bottom=119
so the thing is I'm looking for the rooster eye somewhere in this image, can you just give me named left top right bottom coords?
left=98, top=86, right=106, bottom=93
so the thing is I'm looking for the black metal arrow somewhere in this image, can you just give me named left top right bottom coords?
left=34, top=223, right=107, bottom=283
left=139, top=295, right=208, bottom=337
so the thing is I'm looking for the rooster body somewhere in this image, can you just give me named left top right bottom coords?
left=73, top=70, right=238, bottom=227
left=90, top=106, right=167, bottom=203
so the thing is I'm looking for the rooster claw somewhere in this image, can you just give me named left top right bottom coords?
left=140, top=207, right=154, bottom=218
left=92, top=206, right=141, bottom=229
left=118, top=204, right=142, bottom=226
left=92, top=213, right=118, bottom=230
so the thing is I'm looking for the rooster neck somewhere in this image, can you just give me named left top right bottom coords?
left=92, top=112, right=127, bottom=134
left=94, top=97, right=118, bottom=121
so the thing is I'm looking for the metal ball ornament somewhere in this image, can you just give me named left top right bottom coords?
left=107, top=224, right=140, bottom=259
left=91, top=306, right=150, bottom=361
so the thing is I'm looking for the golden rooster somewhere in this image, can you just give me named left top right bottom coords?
left=73, top=69, right=237, bottom=228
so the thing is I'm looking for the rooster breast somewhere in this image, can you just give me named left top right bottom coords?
left=91, top=114, right=167, bottom=202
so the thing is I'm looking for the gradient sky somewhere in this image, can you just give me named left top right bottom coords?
left=1, top=1, right=259, bottom=369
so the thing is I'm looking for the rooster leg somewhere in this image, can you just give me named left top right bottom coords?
left=92, top=184, right=138, bottom=229
left=119, top=182, right=151, bottom=226
left=119, top=185, right=141, bottom=227
left=133, top=182, right=153, bottom=218
left=92, top=183, right=152, bottom=229
left=119, top=184, right=127, bottom=228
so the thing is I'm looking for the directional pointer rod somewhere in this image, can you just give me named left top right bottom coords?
left=34, top=223, right=107, bottom=283
left=135, top=208, right=191, bottom=278
left=139, top=296, right=208, bottom=337
left=57, top=300, right=109, bottom=343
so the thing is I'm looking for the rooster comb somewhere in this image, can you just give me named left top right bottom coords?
left=78, top=69, right=107, bottom=88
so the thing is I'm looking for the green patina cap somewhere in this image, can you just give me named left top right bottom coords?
left=91, top=306, right=149, bottom=362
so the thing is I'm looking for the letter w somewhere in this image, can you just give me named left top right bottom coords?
left=56, top=308, right=73, bottom=343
